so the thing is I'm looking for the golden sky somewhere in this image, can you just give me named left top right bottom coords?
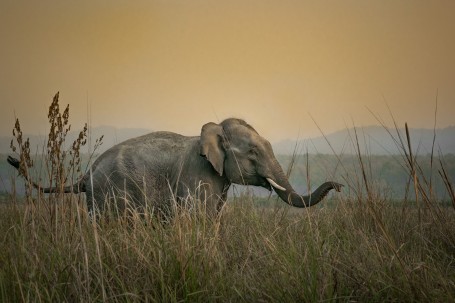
left=1, top=0, right=454, bottom=142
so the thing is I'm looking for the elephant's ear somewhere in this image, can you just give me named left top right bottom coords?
left=200, top=122, right=225, bottom=176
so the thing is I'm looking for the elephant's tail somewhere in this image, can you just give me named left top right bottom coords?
left=7, top=156, right=86, bottom=193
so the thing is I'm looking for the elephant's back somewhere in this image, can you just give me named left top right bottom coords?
left=90, top=131, right=198, bottom=176
left=116, top=131, right=196, bottom=156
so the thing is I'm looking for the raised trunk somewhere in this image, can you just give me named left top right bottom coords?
left=275, top=181, right=343, bottom=207
left=268, top=160, right=343, bottom=208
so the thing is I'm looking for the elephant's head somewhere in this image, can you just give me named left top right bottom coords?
left=200, top=118, right=343, bottom=207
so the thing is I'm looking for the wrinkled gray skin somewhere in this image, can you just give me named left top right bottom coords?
left=8, top=118, right=343, bottom=216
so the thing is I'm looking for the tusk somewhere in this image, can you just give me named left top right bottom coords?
left=266, top=178, right=286, bottom=191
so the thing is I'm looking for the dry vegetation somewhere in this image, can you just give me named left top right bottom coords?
left=1, top=93, right=454, bottom=302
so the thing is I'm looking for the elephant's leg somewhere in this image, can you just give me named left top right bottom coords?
left=85, top=183, right=107, bottom=217
left=199, top=183, right=229, bottom=217
left=215, top=185, right=229, bottom=214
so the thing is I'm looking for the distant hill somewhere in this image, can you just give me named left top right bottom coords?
left=1, top=125, right=454, bottom=199
left=272, top=126, right=455, bottom=155
left=3, top=152, right=454, bottom=201
left=1, top=125, right=454, bottom=156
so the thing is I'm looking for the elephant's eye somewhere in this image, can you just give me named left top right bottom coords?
left=248, top=147, right=258, bottom=157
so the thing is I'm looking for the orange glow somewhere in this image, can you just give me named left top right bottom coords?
left=1, top=0, right=454, bottom=141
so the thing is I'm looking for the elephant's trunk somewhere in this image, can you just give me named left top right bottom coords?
left=266, top=160, right=343, bottom=208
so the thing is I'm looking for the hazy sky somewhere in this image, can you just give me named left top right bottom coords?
left=1, top=0, right=454, bottom=142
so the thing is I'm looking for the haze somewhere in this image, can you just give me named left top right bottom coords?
left=1, top=0, right=454, bottom=142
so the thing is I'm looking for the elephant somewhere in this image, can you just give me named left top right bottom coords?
left=8, top=118, right=343, bottom=216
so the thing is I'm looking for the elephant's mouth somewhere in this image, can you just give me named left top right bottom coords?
left=243, top=173, right=286, bottom=193
left=258, top=176, right=286, bottom=192
left=266, top=177, right=286, bottom=191
left=255, top=176, right=272, bottom=191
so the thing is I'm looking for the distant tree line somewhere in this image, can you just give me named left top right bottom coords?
left=2, top=153, right=455, bottom=201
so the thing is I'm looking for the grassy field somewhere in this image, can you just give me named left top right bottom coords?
left=1, top=194, right=454, bottom=302
left=1, top=93, right=454, bottom=302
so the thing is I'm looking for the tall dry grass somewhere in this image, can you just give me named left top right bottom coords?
left=1, top=93, right=454, bottom=302
left=1, top=196, right=454, bottom=302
